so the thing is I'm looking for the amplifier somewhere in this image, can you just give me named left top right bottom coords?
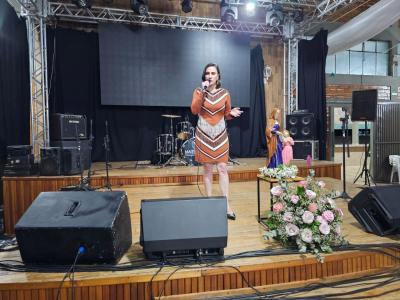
left=50, top=113, right=87, bottom=141
left=6, top=145, right=32, bottom=156
left=6, top=154, right=34, bottom=167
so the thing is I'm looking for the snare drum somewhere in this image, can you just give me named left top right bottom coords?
left=176, top=121, right=192, bottom=140
left=180, top=137, right=197, bottom=165
left=156, top=134, right=174, bottom=155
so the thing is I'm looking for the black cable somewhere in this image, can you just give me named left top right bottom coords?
left=55, top=246, right=85, bottom=300
left=196, top=164, right=205, bottom=197
left=147, top=262, right=164, bottom=300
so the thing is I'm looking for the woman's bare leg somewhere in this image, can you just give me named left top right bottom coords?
left=203, top=163, right=214, bottom=196
left=217, top=162, right=233, bottom=213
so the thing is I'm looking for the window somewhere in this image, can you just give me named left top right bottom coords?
left=326, top=40, right=390, bottom=76
left=395, top=43, right=400, bottom=77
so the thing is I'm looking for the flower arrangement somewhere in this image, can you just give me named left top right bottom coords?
left=264, top=170, right=347, bottom=262
left=259, top=164, right=298, bottom=180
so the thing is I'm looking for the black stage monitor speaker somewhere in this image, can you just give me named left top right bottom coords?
left=286, top=113, right=316, bottom=140
left=50, top=113, right=87, bottom=140
left=140, top=196, right=227, bottom=258
left=40, top=147, right=62, bottom=176
left=348, top=186, right=400, bottom=236
left=15, top=191, right=132, bottom=264
left=351, top=89, right=377, bottom=121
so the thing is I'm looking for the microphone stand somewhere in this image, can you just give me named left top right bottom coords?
left=339, top=108, right=351, bottom=200
left=103, top=120, right=112, bottom=191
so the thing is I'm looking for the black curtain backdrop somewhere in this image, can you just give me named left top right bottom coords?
left=298, top=30, right=328, bottom=160
left=0, top=2, right=31, bottom=203
left=47, top=27, right=266, bottom=162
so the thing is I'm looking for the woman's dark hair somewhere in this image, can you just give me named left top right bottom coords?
left=201, top=63, right=221, bottom=88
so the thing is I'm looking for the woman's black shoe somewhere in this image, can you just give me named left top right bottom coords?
left=227, top=212, right=236, bottom=220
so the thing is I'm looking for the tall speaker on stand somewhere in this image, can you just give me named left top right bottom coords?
left=351, top=89, right=377, bottom=186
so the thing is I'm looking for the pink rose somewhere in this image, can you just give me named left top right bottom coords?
left=285, top=224, right=300, bottom=236
left=290, top=195, right=299, bottom=204
left=298, top=181, right=307, bottom=187
left=283, top=212, right=294, bottom=222
left=301, top=228, right=313, bottom=243
left=316, top=215, right=326, bottom=224
left=308, top=202, right=318, bottom=213
left=317, top=181, right=326, bottom=188
left=302, top=211, right=314, bottom=224
left=273, top=202, right=284, bottom=213
left=322, top=210, right=335, bottom=223
left=271, top=186, right=284, bottom=196
left=305, top=190, right=316, bottom=199
left=319, top=222, right=331, bottom=235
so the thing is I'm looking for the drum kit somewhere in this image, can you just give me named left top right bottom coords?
left=155, top=114, right=197, bottom=167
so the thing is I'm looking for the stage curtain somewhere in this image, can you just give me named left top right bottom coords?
left=48, top=27, right=266, bottom=162
left=238, top=44, right=267, bottom=157
left=0, top=2, right=31, bottom=201
left=298, top=29, right=328, bottom=160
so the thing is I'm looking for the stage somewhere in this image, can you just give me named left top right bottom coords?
left=1, top=159, right=400, bottom=299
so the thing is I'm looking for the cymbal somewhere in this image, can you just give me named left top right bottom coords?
left=161, top=114, right=181, bottom=118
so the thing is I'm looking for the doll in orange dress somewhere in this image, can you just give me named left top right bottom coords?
left=281, top=130, right=294, bottom=165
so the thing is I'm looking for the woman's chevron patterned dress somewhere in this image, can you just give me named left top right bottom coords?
left=191, top=87, right=233, bottom=164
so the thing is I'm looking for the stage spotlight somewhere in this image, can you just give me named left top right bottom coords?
left=72, top=0, right=92, bottom=8
left=181, top=0, right=192, bottom=13
left=245, top=0, right=256, bottom=17
left=265, top=4, right=283, bottom=27
left=292, top=9, right=304, bottom=23
left=220, top=0, right=238, bottom=24
left=131, top=0, right=148, bottom=15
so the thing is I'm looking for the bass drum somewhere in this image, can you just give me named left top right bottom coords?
left=180, top=137, right=199, bottom=166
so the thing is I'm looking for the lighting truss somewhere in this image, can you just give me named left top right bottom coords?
left=19, top=1, right=50, bottom=160
left=48, top=2, right=283, bottom=36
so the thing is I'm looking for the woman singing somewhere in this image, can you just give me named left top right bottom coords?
left=191, top=63, right=243, bottom=220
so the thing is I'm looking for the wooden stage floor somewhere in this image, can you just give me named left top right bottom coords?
left=1, top=170, right=400, bottom=299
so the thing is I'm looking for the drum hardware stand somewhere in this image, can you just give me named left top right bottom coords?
left=353, top=120, right=375, bottom=186
left=338, top=108, right=351, bottom=200
left=161, top=139, right=188, bottom=167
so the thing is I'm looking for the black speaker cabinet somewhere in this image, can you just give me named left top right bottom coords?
left=51, top=139, right=91, bottom=170
left=40, top=147, right=62, bottom=176
left=15, top=191, right=132, bottom=264
left=286, top=113, right=316, bottom=140
left=140, top=196, right=227, bottom=259
left=293, top=140, right=319, bottom=160
left=351, top=89, right=377, bottom=121
left=349, top=186, right=400, bottom=236
left=61, top=147, right=81, bottom=175
left=50, top=113, right=87, bottom=141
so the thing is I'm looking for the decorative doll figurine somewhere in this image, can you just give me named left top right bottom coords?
left=281, top=130, right=294, bottom=165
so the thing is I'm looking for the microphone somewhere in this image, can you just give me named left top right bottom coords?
left=202, top=79, right=211, bottom=91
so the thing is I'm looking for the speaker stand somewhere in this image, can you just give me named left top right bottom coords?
left=338, top=109, right=351, bottom=200
left=353, top=121, right=375, bottom=186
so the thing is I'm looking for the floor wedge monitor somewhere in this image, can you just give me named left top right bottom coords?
left=140, top=196, right=227, bottom=259
left=15, top=191, right=132, bottom=264
left=348, top=186, right=400, bottom=236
